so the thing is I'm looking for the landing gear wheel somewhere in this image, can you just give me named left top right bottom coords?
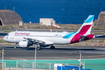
left=36, top=44, right=41, bottom=50
left=14, top=47, right=16, bottom=48
left=14, top=43, right=18, bottom=48
left=50, top=46, right=55, bottom=49
left=37, top=46, right=41, bottom=50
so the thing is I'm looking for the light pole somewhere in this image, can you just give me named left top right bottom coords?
left=78, top=51, right=81, bottom=70
left=35, top=46, right=37, bottom=69
left=23, top=60, right=26, bottom=68
left=2, top=49, right=4, bottom=70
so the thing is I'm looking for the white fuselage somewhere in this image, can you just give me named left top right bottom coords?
left=3, top=31, right=72, bottom=44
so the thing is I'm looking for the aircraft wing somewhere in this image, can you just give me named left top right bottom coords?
left=24, top=37, right=54, bottom=45
left=36, top=39, right=54, bottom=45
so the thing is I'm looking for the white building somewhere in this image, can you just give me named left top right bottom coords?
left=40, top=18, right=55, bottom=26
left=19, top=21, right=23, bottom=26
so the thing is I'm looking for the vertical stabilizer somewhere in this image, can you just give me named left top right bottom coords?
left=77, top=15, right=94, bottom=35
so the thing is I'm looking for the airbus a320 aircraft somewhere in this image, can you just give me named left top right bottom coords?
left=3, top=15, right=104, bottom=49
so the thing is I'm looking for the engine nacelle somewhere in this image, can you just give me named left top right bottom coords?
left=19, top=40, right=33, bottom=47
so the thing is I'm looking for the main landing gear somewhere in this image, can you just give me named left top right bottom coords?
left=36, top=43, right=41, bottom=50
left=35, top=44, right=55, bottom=50
left=50, top=45, right=55, bottom=49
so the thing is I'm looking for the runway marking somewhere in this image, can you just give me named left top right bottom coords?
left=10, top=57, right=26, bottom=60
left=66, top=53, right=72, bottom=55
left=49, top=57, right=77, bottom=59
left=86, top=55, right=105, bottom=58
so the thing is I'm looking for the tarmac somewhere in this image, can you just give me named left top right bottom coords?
left=0, top=45, right=105, bottom=60
left=0, top=29, right=105, bottom=60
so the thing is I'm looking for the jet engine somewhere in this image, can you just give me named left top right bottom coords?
left=19, top=40, right=33, bottom=47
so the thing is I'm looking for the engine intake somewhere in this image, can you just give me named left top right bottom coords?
left=19, top=40, right=33, bottom=47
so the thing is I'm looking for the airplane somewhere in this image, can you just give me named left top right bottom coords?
left=3, top=15, right=105, bottom=50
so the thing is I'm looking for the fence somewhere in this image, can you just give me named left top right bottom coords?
left=1, top=62, right=81, bottom=70
left=0, top=59, right=105, bottom=70
left=5, top=62, right=80, bottom=69
left=0, top=62, right=5, bottom=70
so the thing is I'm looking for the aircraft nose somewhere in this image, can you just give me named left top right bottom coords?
left=3, top=36, right=6, bottom=41
left=3, top=36, right=8, bottom=41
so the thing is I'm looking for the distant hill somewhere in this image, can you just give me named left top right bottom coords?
left=94, top=12, right=105, bottom=27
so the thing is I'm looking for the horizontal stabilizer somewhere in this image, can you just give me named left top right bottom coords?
left=0, top=33, right=8, bottom=36
left=95, top=35, right=105, bottom=38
